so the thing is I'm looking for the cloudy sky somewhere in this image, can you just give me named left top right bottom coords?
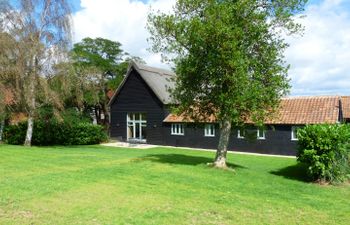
left=71, top=0, right=350, bottom=96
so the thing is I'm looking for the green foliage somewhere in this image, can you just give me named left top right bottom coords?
left=69, top=37, right=146, bottom=127
left=71, top=37, right=125, bottom=78
left=2, top=122, right=27, bottom=145
left=297, top=124, right=350, bottom=183
left=147, top=0, right=307, bottom=126
left=3, top=121, right=108, bottom=146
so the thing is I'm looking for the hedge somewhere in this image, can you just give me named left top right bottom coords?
left=3, top=121, right=108, bottom=146
left=297, top=124, right=350, bottom=184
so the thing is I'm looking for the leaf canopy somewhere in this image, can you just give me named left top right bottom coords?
left=148, top=0, right=307, bottom=125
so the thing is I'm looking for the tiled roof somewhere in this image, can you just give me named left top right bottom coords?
left=341, top=96, right=350, bottom=119
left=163, top=113, right=216, bottom=123
left=164, top=96, right=341, bottom=125
left=267, top=96, right=340, bottom=124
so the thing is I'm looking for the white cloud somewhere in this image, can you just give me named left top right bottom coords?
left=285, top=0, right=350, bottom=95
left=73, top=0, right=350, bottom=96
left=73, top=0, right=175, bottom=68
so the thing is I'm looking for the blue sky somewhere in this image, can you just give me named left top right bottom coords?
left=71, top=0, right=350, bottom=96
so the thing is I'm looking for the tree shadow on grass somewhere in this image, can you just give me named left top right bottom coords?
left=270, top=163, right=311, bottom=182
left=139, top=153, right=246, bottom=169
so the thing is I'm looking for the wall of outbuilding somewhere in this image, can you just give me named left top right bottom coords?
left=110, top=68, right=298, bottom=155
left=162, top=124, right=298, bottom=156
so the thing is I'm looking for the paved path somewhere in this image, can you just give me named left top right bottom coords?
left=101, top=142, right=296, bottom=158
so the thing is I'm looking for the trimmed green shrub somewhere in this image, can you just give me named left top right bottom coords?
left=3, top=121, right=108, bottom=146
left=297, top=124, right=350, bottom=184
left=2, top=122, right=27, bottom=145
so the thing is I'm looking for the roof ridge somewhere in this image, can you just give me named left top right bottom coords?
left=282, top=95, right=340, bottom=100
left=138, top=67, right=175, bottom=77
left=134, top=62, right=175, bottom=76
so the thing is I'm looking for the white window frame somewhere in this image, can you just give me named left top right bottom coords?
left=257, top=128, right=266, bottom=140
left=204, top=124, right=215, bottom=137
left=291, top=126, right=301, bottom=141
left=126, top=113, right=147, bottom=142
left=171, top=123, right=184, bottom=135
left=237, top=129, right=245, bottom=139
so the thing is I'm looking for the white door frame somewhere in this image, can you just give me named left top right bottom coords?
left=126, top=113, right=147, bottom=143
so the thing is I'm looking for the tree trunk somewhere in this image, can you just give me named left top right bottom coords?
left=95, top=105, right=101, bottom=125
left=214, top=119, right=232, bottom=168
left=24, top=115, right=34, bottom=146
left=102, top=101, right=110, bottom=131
left=24, top=67, right=36, bottom=146
left=0, top=119, right=4, bottom=142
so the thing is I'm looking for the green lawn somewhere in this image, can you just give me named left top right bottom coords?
left=0, top=145, right=349, bottom=225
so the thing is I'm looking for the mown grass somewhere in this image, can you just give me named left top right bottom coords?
left=0, top=144, right=349, bottom=225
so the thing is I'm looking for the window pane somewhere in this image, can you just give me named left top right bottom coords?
left=141, top=125, right=147, bottom=139
left=135, top=123, right=140, bottom=139
left=257, top=128, right=265, bottom=138
left=292, top=126, right=299, bottom=140
left=128, top=125, right=134, bottom=139
left=238, top=128, right=245, bottom=138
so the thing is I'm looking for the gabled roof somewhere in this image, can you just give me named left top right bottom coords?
left=164, top=96, right=342, bottom=125
left=108, top=61, right=176, bottom=106
left=341, top=96, right=350, bottom=120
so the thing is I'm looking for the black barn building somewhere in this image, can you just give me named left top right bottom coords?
left=109, top=62, right=349, bottom=156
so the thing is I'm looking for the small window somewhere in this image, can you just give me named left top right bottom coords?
left=291, top=126, right=301, bottom=141
left=171, top=123, right=184, bottom=135
left=204, top=124, right=215, bottom=137
left=257, top=128, right=265, bottom=140
left=237, top=128, right=245, bottom=139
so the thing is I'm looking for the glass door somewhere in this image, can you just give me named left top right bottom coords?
left=127, top=113, right=147, bottom=142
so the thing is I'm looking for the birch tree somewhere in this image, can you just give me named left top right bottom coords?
left=0, top=0, right=72, bottom=146
left=148, top=0, right=307, bottom=168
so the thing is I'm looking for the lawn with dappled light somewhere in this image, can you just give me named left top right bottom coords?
left=0, top=145, right=349, bottom=225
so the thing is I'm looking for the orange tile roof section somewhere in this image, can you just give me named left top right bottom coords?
left=164, top=96, right=342, bottom=125
left=341, top=96, right=350, bottom=119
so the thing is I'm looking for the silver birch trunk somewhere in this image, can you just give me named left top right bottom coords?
left=24, top=61, right=36, bottom=146
left=0, top=119, right=4, bottom=142
left=24, top=85, right=35, bottom=146
left=214, top=119, right=232, bottom=168
left=24, top=115, right=34, bottom=146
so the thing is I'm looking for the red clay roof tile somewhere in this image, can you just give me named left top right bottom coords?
left=163, top=96, right=341, bottom=124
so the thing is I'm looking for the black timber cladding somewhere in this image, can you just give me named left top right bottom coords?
left=110, top=69, right=167, bottom=144
left=162, top=123, right=297, bottom=155
left=110, top=64, right=298, bottom=155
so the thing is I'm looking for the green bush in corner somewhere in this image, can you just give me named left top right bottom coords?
left=297, top=124, right=350, bottom=184
left=3, top=121, right=108, bottom=146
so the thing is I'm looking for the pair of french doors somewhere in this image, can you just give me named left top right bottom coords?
left=127, top=113, right=146, bottom=142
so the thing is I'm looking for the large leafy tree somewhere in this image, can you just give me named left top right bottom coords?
left=71, top=37, right=145, bottom=127
left=0, top=0, right=72, bottom=146
left=147, top=0, right=307, bottom=168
